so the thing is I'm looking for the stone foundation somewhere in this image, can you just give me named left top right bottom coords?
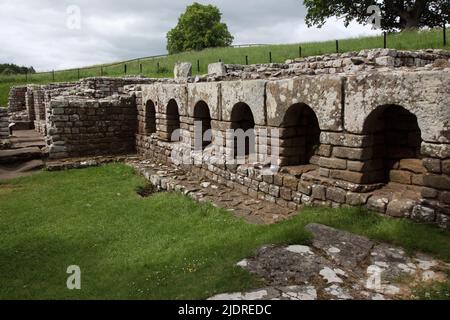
left=9, top=49, right=450, bottom=228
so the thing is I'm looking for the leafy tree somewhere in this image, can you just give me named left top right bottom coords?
left=167, top=2, right=234, bottom=54
left=303, top=0, right=449, bottom=31
left=0, top=63, right=35, bottom=75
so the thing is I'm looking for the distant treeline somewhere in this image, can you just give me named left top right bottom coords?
left=0, top=64, right=36, bottom=75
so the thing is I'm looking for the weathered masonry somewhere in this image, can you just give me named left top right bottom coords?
left=6, top=49, right=450, bottom=228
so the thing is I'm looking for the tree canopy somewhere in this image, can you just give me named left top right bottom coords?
left=167, top=2, right=234, bottom=54
left=303, top=0, right=449, bottom=31
left=0, top=64, right=35, bottom=75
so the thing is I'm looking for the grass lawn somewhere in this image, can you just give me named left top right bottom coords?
left=1, top=28, right=448, bottom=107
left=0, top=164, right=449, bottom=300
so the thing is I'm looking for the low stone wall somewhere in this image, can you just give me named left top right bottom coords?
left=47, top=95, right=137, bottom=159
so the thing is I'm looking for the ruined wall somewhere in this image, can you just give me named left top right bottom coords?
left=20, top=48, right=449, bottom=228
left=8, top=86, right=27, bottom=112
left=135, top=64, right=450, bottom=229
left=0, top=108, right=9, bottom=145
left=46, top=95, right=137, bottom=159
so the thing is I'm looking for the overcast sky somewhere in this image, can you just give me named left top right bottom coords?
left=0, top=0, right=380, bottom=71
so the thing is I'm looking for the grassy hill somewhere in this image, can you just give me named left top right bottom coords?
left=0, top=28, right=448, bottom=107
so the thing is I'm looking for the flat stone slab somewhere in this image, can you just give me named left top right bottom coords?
left=0, top=147, right=43, bottom=164
left=305, top=223, right=374, bottom=270
left=210, top=223, right=450, bottom=300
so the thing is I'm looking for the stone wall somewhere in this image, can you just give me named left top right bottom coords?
left=0, top=108, right=10, bottom=146
left=12, top=48, right=449, bottom=228
left=8, top=86, right=27, bottom=112
left=134, top=64, right=450, bottom=228
left=46, top=95, right=137, bottom=159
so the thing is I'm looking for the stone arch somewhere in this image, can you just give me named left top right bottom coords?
left=363, top=104, right=425, bottom=186
left=145, top=100, right=156, bottom=135
left=230, top=103, right=256, bottom=158
left=280, top=103, right=321, bottom=166
left=193, top=101, right=212, bottom=150
left=166, top=99, right=181, bottom=142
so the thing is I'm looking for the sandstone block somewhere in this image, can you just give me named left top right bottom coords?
left=318, top=157, right=347, bottom=170
left=332, top=147, right=372, bottom=160
left=423, top=174, right=450, bottom=190
left=399, top=159, right=426, bottom=174
left=326, top=187, right=346, bottom=204
left=174, top=62, right=192, bottom=78
left=389, top=170, right=412, bottom=184
left=386, top=199, right=415, bottom=218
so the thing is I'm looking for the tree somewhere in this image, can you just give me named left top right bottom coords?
left=167, top=2, right=234, bottom=54
left=303, top=0, right=449, bottom=31
left=0, top=64, right=35, bottom=75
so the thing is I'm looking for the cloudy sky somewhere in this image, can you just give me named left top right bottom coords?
left=0, top=0, right=380, bottom=71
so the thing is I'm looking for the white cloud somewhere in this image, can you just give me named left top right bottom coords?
left=0, top=0, right=381, bottom=71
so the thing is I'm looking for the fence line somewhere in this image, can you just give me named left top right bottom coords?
left=2, top=28, right=448, bottom=82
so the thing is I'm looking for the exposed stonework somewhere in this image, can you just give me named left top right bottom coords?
left=8, top=86, right=27, bottom=113
left=46, top=95, right=137, bottom=159
left=7, top=48, right=450, bottom=228
left=0, top=108, right=10, bottom=148
left=209, top=223, right=450, bottom=300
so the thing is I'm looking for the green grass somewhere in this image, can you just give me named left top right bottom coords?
left=1, top=28, right=448, bottom=107
left=0, top=164, right=449, bottom=299
left=413, top=270, right=450, bottom=300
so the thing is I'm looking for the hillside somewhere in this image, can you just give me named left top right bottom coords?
left=0, top=28, right=448, bottom=107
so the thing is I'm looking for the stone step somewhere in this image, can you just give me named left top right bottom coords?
left=11, top=121, right=33, bottom=130
left=0, top=160, right=45, bottom=180
left=10, top=141, right=46, bottom=149
left=14, top=159, right=45, bottom=172
left=0, top=147, right=43, bottom=164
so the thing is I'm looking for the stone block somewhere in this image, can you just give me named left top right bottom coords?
left=326, top=187, right=346, bottom=204
left=442, top=160, right=450, bottom=175
left=332, top=147, right=372, bottom=160
left=280, top=187, right=292, bottom=201
left=330, top=170, right=365, bottom=184
left=318, top=157, right=347, bottom=170
left=366, top=195, right=389, bottom=213
left=389, top=170, right=412, bottom=184
left=282, top=175, right=298, bottom=190
left=174, top=62, right=192, bottom=78
left=423, top=174, right=450, bottom=190
left=311, top=185, right=326, bottom=200
left=399, top=159, right=426, bottom=174
left=386, top=199, right=415, bottom=218
left=411, top=205, right=435, bottom=223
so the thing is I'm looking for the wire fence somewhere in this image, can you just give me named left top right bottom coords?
left=2, top=27, right=448, bottom=84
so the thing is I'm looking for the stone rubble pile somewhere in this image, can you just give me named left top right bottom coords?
left=196, top=48, right=450, bottom=82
